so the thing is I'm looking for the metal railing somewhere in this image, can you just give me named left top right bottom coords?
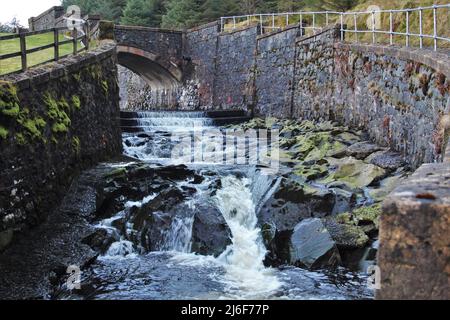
left=0, top=23, right=90, bottom=75
left=220, top=4, right=450, bottom=51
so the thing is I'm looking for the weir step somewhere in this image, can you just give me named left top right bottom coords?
left=120, top=110, right=248, bottom=119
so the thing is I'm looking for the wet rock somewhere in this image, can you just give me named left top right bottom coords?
left=346, top=142, right=384, bottom=159
left=258, top=178, right=335, bottom=232
left=289, top=218, right=341, bottom=269
left=82, top=228, right=118, bottom=254
left=322, top=217, right=369, bottom=249
left=191, top=203, right=231, bottom=257
left=331, top=188, right=356, bottom=215
left=336, top=204, right=381, bottom=237
left=369, top=174, right=406, bottom=203
left=0, top=229, right=14, bottom=252
left=324, top=157, right=386, bottom=189
left=365, top=150, right=405, bottom=171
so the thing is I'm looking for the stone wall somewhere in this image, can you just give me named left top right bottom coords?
left=28, top=6, right=65, bottom=31
left=184, top=22, right=220, bottom=107
left=213, top=26, right=259, bottom=111
left=0, top=44, right=122, bottom=251
left=255, top=25, right=301, bottom=118
left=330, top=43, right=449, bottom=168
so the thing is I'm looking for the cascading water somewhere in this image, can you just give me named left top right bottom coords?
left=59, top=111, right=373, bottom=300
left=213, top=176, right=281, bottom=299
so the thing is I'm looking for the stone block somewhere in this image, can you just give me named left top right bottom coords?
left=377, top=163, right=450, bottom=300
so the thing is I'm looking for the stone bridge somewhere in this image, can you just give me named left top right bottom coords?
left=114, top=25, right=184, bottom=92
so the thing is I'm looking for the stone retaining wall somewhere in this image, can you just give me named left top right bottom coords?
left=0, top=44, right=122, bottom=250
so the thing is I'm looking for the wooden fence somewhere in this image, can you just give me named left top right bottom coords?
left=0, top=24, right=90, bottom=75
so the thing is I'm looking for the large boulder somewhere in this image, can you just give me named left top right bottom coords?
left=258, top=177, right=335, bottom=232
left=191, top=203, right=231, bottom=257
left=365, top=150, right=405, bottom=171
left=324, top=157, right=387, bottom=190
left=346, top=141, right=384, bottom=159
left=322, top=217, right=369, bottom=249
left=289, top=218, right=341, bottom=269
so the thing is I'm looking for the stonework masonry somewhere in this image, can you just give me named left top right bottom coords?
left=0, top=44, right=122, bottom=251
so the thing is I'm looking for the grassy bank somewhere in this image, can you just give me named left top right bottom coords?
left=0, top=32, right=84, bottom=75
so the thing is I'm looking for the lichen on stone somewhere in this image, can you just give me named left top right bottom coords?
left=71, top=95, right=81, bottom=110
left=0, top=125, right=8, bottom=140
left=72, top=136, right=81, bottom=154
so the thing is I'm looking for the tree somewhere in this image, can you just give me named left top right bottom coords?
left=303, top=0, right=360, bottom=12
left=161, top=0, right=203, bottom=29
left=120, top=0, right=166, bottom=27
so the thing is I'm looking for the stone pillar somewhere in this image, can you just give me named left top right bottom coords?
left=377, top=159, right=450, bottom=299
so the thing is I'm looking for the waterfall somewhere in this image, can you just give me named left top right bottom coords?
left=213, top=175, right=281, bottom=299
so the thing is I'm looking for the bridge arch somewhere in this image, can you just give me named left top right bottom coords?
left=116, top=45, right=182, bottom=89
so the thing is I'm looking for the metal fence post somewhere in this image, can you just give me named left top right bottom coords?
left=390, top=10, right=393, bottom=45
left=433, top=5, right=438, bottom=51
left=300, top=13, right=303, bottom=36
left=419, top=7, right=423, bottom=48
left=372, top=10, right=376, bottom=44
left=340, top=13, right=344, bottom=41
left=354, top=13, right=358, bottom=42
left=326, top=11, right=329, bottom=26
left=260, top=14, right=263, bottom=34
left=406, top=11, right=410, bottom=47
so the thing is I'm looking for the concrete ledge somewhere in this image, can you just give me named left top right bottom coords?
left=378, top=162, right=450, bottom=299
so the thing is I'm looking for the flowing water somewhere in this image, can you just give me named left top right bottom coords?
left=62, top=112, right=373, bottom=300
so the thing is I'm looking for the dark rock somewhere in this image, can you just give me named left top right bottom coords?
left=258, top=178, right=335, bottom=232
left=365, top=150, right=405, bottom=171
left=346, top=142, right=384, bottom=159
left=322, top=217, right=369, bottom=249
left=191, top=203, right=231, bottom=257
left=289, top=218, right=341, bottom=269
left=331, top=188, right=357, bottom=215
left=81, top=228, right=118, bottom=253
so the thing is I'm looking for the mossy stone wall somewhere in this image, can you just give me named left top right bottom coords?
left=0, top=44, right=122, bottom=250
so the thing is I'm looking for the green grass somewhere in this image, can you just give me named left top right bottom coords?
left=0, top=31, right=85, bottom=75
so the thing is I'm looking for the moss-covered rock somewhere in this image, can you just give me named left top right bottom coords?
left=336, top=203, right=382, bottom=236
left=0, top=82, right=20, bottom=118
left=0, top=125, right=8, bottom=140
left=322, top=217, right=369, bottom=249
left=322, top=157, right=386, bottom=189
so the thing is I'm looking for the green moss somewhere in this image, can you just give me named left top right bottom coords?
left=72, top=136, right=81, bottom=154
left=20, top=117, right=46, bottom=140
left=44, top=92, right=71, bottom=135
left=71, top=95, right=81, bottom=110
left=15, top=133, right=26, bottom=145
left=101, top=80, right=109, bottom=95
left=337, top=203, right=382, bottom=229
left=0, top=82, right=21, bottom=118
left=0, top=125, right=8, bottom=140
left=52, top=123, right=69, bottom=133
